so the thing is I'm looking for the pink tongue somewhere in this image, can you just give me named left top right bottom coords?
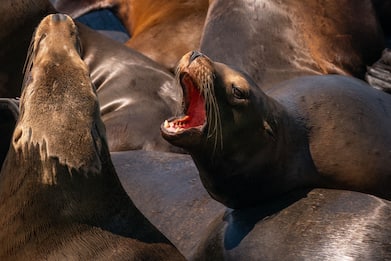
left=183, top=76, right=206, bottom=127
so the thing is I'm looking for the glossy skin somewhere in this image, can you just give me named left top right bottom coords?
left=51, top=0, right=209, bottom=71
left=0, top=14, right=185, bottom=261
left=200, top=0, right=385, bottom=90
left=0, top=0, right=183, bottom=153
left=78, top=23, right=184, bottom=152
left=112, top=150, right=226, bottom=260
left=162, top=52, right=391, bottom=209
left=193, top=188, right=391, bottom=261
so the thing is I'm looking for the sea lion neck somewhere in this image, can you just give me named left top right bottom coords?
left=0, top=139, right=151, bottom=243
left=191, top=89, right=313, bottom=208
left=0, top=141, right=168, bottom=257
left=0, top=140, right=127, bottom=218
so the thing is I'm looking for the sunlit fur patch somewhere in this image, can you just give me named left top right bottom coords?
left=12, top=124, right=103, bottom=185
left=15, top=14, right=103, bottom=185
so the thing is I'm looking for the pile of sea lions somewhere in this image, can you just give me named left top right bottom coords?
left=1, top=0, right=391, bottom=260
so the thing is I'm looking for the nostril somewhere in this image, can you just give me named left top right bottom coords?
left=189, top=51, right=203, bottom=62
left=52, top=13, right=67, bottom=22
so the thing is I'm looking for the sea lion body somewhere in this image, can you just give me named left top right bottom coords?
left=193, top=188, right=391, bottom=261
left=0, top=14, right=184, bottom=260
left=162, top=51, right=391, bottom=208
left=112, top=150, right=226, bottom=260
left=200, top=0, right=385, bottom=90
left=121, top=0, right=209, bottom=71
left=77, top=23, right=183, bottom=152
left=51, top=0, right=209, bottom=71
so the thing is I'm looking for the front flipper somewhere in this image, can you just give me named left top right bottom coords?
left=366, top=48, right=391, bottom=93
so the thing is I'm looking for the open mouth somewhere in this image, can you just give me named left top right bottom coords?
left=162, top=73, right=206, bottom=134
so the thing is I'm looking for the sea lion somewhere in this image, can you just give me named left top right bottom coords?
left=51, top=0, right=209, bottom=71
left=0, top=98, right=19, bottom=168
left=112, top=150, right=225, bottom=260
left=200, top=0, right=385, bottom=90
left=193, top=188, right=391, bottom=261
left=0, top=13, right=185, bottom=260
left=161, top=51, right=391, bottom=209
left=3, top=0, right=184, bottom=153
left=120, top=0, right=209, bottom=71
left=0, top=0, right=55, bottom=97
left=77, top=22, right=183, bottom=152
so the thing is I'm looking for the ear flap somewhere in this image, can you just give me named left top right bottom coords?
left=263, top=120, right=275, bottom=141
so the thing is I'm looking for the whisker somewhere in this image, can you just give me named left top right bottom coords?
left=174, top=66, right=185, bottom=117
left=198, top=69, right=223, bottom=156
left=22, top=32, right=37, bottom=89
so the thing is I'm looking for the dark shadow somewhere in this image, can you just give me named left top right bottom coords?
left=223, top=189, right=311, bottom=250
left=0, top=99, right=19, bottom=168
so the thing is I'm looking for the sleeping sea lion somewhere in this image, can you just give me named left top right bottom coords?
left=161, top=51, right=391, bottom=209
left=200, top=0, right=385, bottom=90
left=193, top=188, right=391, bottom=261
left=0, top=13, right=185, bottom=260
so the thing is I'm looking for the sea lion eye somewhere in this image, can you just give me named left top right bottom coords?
left=232, top=84, right=246, bottom=99
left=38, top=33, right=47, bottom=44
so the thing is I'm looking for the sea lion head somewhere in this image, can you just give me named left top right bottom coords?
left=13, top=13, right=105, bottom=185
left=161, top=51, right=286, bottom=208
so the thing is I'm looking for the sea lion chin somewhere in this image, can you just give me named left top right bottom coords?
left=162, top=50, right=391, bottom=209
left=0, top=14, right=185, bottom=260
left=17, top=12, right=101, bottom=178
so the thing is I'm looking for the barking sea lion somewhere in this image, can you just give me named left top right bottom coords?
left=162, top=51, right=391, bottom=209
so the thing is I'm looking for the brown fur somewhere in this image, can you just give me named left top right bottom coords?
left=119, top=0, right=209, bottom=71
left=51, top=0, right=209, bottom=71
left=0, top=14, right=185, bottom=260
